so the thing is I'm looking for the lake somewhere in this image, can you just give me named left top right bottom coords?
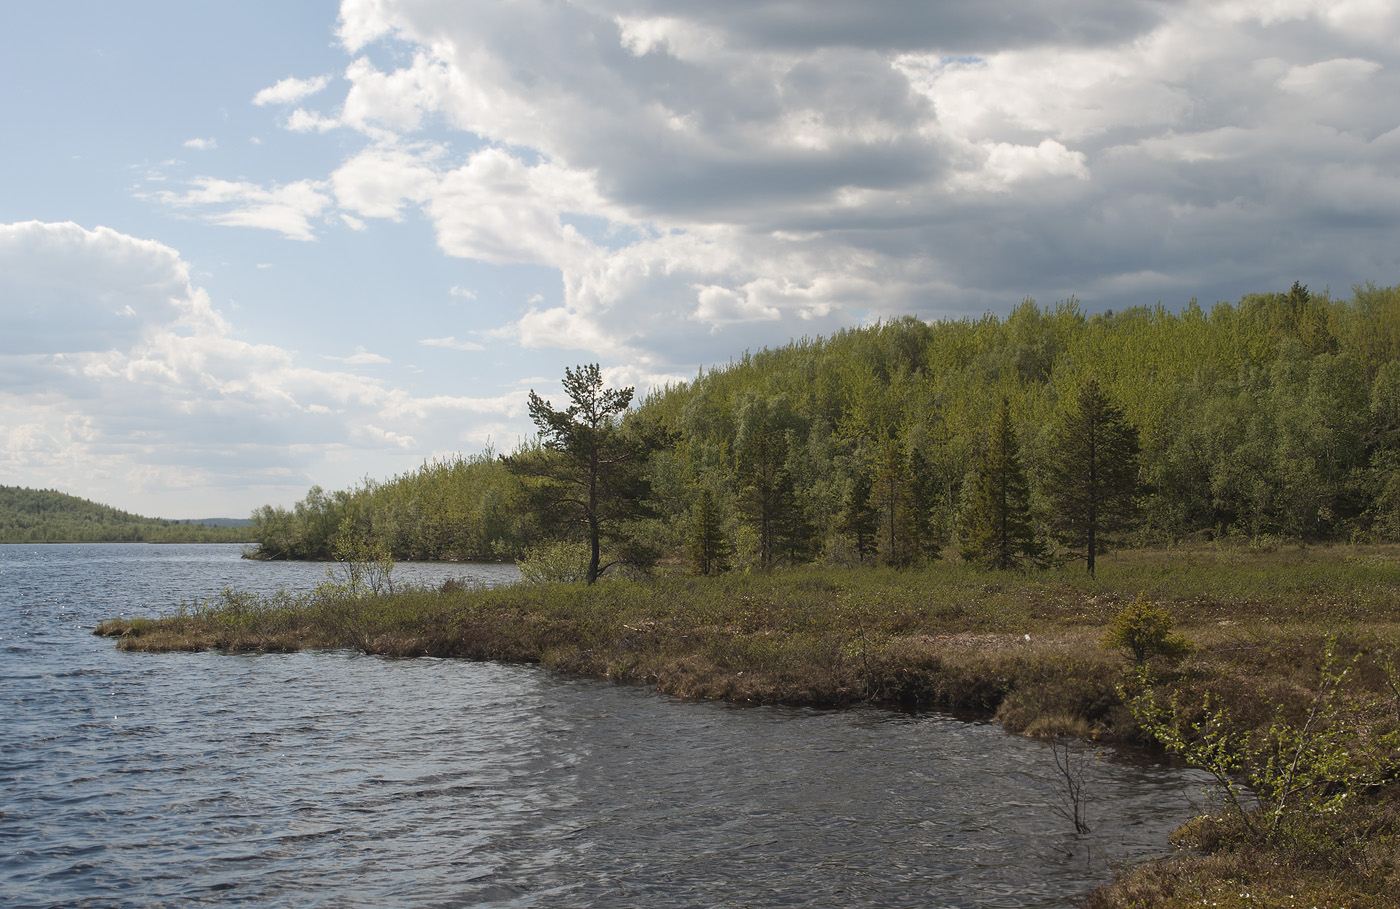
left=0, top=543, right=1210, bottom=907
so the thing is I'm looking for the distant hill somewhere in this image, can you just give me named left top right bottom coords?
left=0, top=486, right=254, bottom=543
left=174, top=517, right=255, bottom=528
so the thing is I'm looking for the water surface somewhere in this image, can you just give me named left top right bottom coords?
left=0, top=544, right=1209, bottom=907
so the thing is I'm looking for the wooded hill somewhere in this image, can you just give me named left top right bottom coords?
left=0, top=486, right=253, bottom=544
left=249, top=281, right=1400, bottom=569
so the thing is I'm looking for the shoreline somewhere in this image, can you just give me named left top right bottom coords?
left=96, top=544, right=1400, bottom=907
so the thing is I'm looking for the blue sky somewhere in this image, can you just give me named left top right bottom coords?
left=2, top=0, right=1398, bottom=518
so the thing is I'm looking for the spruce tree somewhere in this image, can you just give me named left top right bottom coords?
left=1047, top=378, right=1141, bottom=576
left=839, top=468, right=879, bottom=564
left=960, top=397, right=1039, bottom=570
left=908, top=446, right=945, bottom=561
left=688, top=485, right=729, bottom=575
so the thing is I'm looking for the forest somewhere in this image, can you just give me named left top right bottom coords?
left=248, top=281, right=1400, bottom=572
left=0, top=486, right=253, bottom=544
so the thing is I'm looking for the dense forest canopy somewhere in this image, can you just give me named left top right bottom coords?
left=250, top=281, right=1400, bottom=568
left=0, top=487, right=253, bottom=544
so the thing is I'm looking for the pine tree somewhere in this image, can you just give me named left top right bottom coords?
left=773, top=467, right=817, bottom=565
left=1047, top=378, right=1141, bottom=576
left=688, top=485, right=729, bottom=575
left=960, top=397, right=1039, bottom=570
left=502, top=364, right=654, bottom=584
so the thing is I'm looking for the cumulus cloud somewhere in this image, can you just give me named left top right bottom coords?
left=253, top=74, right=333, bottom=106
left=285, top=108, right=340, bottom=133
left=144, top=177, right=333, bottom=241
left=0, top=220, right=520, bottom=516
left=183, top=137, right=217, bottom=150
left=187, top=0, right=1400, bottom=376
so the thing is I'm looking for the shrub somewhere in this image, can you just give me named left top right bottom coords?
left=516, top=541, right=591, bottom=584
left=1101, top=592, right=1192, bottom=665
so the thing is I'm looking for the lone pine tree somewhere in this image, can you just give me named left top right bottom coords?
left=1047, top=378, right=1141, bottom=576
left=503, top=363, right=652, bottom=584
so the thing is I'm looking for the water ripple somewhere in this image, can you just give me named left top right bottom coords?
left=1, top=544, right=1210, bottom=908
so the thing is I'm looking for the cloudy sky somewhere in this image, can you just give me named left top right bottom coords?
left=2, top=0, right=1398, bottom=518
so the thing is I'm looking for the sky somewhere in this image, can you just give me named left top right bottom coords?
left=2, top=0, right=1398, bottom=519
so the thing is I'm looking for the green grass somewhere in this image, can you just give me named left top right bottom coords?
left=96, top=542, right=1400, bottom=904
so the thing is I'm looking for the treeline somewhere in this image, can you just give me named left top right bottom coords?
left=0, top=486, right=254, bottom=544
left=250, top=281, right=1400, bottom=568
left=248, top=449, right=530, bottom=561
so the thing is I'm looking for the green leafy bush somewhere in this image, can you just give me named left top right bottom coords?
left=516, top=541, right=591, bottom=584
left=1101, top=592, right=1192, bottom=665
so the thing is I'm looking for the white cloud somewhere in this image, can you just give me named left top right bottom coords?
left=192, top=0, right=1400, bottom=379
left=0, top=221, right=521, bottom=517
left=183, top=137, right=217, bottom=150
left=1277, top=57, right=1382, bottom=95
left=253, top=74, right=332, bottom=106
left=332, top=145, right=439, bottom=220
left=448, top=285, right=476, bottom=299
left=144, top=177, right=332, bottom=241
left=421, top=336, right=485, bottom=351
left=424, top=148, right=603, bottom=266
left=324, top=346, right=390, bottom=365
left=285, top=108, right=340, bottom=133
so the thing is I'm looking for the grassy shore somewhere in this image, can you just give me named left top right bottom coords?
left=97, top=543, right=1400, bottom=906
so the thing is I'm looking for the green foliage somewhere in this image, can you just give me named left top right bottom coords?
left=1047, top=378, right=1142, bottom=575
left=1124, top=644, right=1400, bottom=845
left=516, top=541, right=591, bottom=585
left=0, top=485, right=252, bottom=543
left=687, top=485, right=729, bottom=575
left=838, top=469, right=879, bottom=564
left=504, top=363, right=656, bottom=583
left=246, top=281, right=1400, bottom=565
left=324, top=522, right=395, bottom=597
left=1101, top=593, right=1192, bottom=665
left=959, top=398, right=1041, bottom=569
left=249, top=450, right=529, bottom=562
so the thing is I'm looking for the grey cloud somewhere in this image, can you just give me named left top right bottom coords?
left=586, top=0, right=1171, bottom=52
left=300, top=1, right=1400, bottom=382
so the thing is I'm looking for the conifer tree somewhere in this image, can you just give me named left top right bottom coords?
left=735, top=395, right=798, bottom=567
left=688, top=485, right=729, bottom=575
left=873, top=439, right=919, bottom=567
left=1047, top=378, right=1141, bottom=576
left=774, top=469, right=817, bottom=565
left=839, top=468, right=879, bottom=564
left=960, top=397, right=1039, bottom=570
left=503, top=364, right=654, bottom=584
left=908, top=446, right=946, bottom=561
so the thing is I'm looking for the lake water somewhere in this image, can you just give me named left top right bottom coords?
left=1, top=543, right=1211, bottom=908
